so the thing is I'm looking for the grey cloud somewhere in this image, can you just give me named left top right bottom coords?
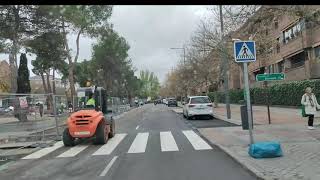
left=110, top=5, right=208, bottom=83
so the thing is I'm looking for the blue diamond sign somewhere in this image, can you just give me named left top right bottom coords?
left=234, top=41, right=256, bottom=62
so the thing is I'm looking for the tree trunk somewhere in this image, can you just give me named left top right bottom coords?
left=10, top=5, right=20, bottom=93
left=46, top=71, right=53, bottom=111
left=62, top=26, right=75, bottom=109
left=52, top=69, right=56, bottom=94
left=9, top=53, right=17, bottom=93
left=40, top=73, right=48, bottom=93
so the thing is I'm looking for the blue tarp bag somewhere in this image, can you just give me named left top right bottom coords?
left=248, top=141, right=283, bottom=158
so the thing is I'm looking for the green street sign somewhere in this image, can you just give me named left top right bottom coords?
left=256, top=73, right=285, bottom=82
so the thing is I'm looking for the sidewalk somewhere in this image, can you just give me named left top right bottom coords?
left=214, top=103, right=319, bottom=125
left=198, top=103, right=320, bottom=180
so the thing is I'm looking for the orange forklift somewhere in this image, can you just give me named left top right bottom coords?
left=62, top=86, right=115, bottom=146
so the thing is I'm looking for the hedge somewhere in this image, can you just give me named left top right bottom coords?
left=208, top=79, right=320, bottom=107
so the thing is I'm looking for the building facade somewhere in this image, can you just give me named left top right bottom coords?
left=213, top=6, right=320, bottom=90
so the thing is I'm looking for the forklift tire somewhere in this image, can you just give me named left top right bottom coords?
left=108, top=120, right=115, bottom=138
left=94, top=121, right=107, bottom=145
left=63, top=128, right=75, bottom=146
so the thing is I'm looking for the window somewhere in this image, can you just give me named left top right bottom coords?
left=268, top=64, right=274, bottom=73
left=278, top=61, right=285, bottom=73
left=315, top=46, right=320, bottom=59
left=276, top=38, right=280, bottom=53
left=274, top=20, right=278, bottom=29
left=289, top=52, right=306, bottom=69
left=190, top=97, right=211, bottom=104
left=282, top=19, right=304, bottom=44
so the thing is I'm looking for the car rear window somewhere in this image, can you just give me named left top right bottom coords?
left=190, top=97, right=211, bottom=104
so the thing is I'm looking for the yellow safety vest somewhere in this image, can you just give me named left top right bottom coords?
left=86, top=98, right=95, bottom=106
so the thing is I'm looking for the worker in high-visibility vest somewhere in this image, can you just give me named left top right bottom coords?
left=86, top=92, right=95, bottom=107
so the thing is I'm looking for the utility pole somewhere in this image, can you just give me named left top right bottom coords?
left=170, top=47, right=187, bottom=98
left=219, top=5, right=231, bottom=119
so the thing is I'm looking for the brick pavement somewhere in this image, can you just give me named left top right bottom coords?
left=198, top=104, right=320, bottom=180
left=214, top=103, right=320, bottom=125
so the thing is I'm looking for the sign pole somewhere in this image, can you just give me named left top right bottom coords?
left=264, top=81, right=271, bottom=124
left=243, top=62, right=254, bottom=144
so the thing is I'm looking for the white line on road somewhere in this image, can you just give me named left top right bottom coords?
left=135, top=125, right=139, bottom=130
left=57, top=145, right=89, bottom=158
left=182, top=130, right=212, bottom=150
left=99, top=156, right=118, bottom=177
left=160, top=131, right=179, bottom=152
left=92, top=133, right=127, bottom=156
left=22, top=141, right=64, bottom=159
left=127, top=132, right=149, bottom=153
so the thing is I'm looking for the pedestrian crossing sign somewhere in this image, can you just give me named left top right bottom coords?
left=234, top=41, right=256, bottom=62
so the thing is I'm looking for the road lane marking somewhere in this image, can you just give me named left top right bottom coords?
left=99, top=156, right=118, bottom=177
left=160, top=131, right=179, bottom=152
left=22, top=141, right=64, bottom=159
left=182, top=130, right=212, bottom=150
left=127, top=132, right=149, bottom=153
left=92, top=133, right=127, bottom=156
left=56, top=145, right=88, bottom=158
left=135, top=125, right=139, bottom=130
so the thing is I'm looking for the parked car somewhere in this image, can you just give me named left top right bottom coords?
left=163, top=98, right=168, bottom=105
left=182, top=96, right=213, bottom=120
left=0, top=107, right=6, bottom=115
left=167, top=98, right=177, bottom=107
left=139, top=101, right=144, bottom=106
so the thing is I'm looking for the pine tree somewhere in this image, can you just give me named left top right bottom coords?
left=16, top=53, right=31, bottom=93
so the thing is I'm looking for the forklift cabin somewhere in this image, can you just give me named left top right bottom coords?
left=76, top=86, right=108, bottom=114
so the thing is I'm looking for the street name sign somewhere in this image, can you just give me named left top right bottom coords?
left=256, top=73, right=285, bottom=82
left=234, top=41, right=256, bottom=62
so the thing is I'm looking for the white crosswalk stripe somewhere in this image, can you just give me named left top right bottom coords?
left=92, top=133, right=127, bottom=156
left=160, top=131, right=179, bottom=152
left=20, top=130, right=213, bottom=160
left=22, top=141, right=64, bottom=160
left=127, top=132, right=149, bottom=153
left=57, top=145, right=89, bottom=158
left=182, top=130, right=212, bottom=150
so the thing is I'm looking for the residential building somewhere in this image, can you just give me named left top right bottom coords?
left=30, top=75, right=73, bottom=95
left=211, top=6, right=320, bottom=90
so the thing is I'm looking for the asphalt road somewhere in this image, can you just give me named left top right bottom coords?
left=0, top=104, right=256, bottom=180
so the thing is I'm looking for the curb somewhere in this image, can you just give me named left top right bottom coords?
left=201, top=115, right=268, bottom=179
left=211, top=141, right=267, bottom=180
left=192, top=126, right=267, bottom=180
left=172, top=105, right=266, bottom=179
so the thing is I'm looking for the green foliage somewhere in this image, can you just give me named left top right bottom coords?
left=210, top=80, right=320, bottom=106
left=27, top=31, right=67, bottom=77
left=55, top=5, right=113, bottom=35
left=139, top=70, right=160, bottom=99
left=75, top=60, right=96, bottom=87
left=208, top=89, right=243, bottom=104
left=17, top=53, right=31, bottom=93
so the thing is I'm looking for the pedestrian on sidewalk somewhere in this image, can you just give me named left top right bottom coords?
left=68, top=101, right=73, bottom=113
left=301, top=87, right=320, bottom=130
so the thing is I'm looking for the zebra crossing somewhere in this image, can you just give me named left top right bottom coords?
left=21, top=130, right=212, bottom=160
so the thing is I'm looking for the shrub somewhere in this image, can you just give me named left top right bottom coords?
left=209, top=79, right=320, bottom=107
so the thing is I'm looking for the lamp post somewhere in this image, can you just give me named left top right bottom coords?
left=171, top=47, right=187, bottom=99
left=170, top=47, right=186, bottom=65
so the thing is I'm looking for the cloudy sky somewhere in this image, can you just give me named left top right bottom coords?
left=1, top=5, right=210, bottom=84
left=110, top=5, right=209, bottom=83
